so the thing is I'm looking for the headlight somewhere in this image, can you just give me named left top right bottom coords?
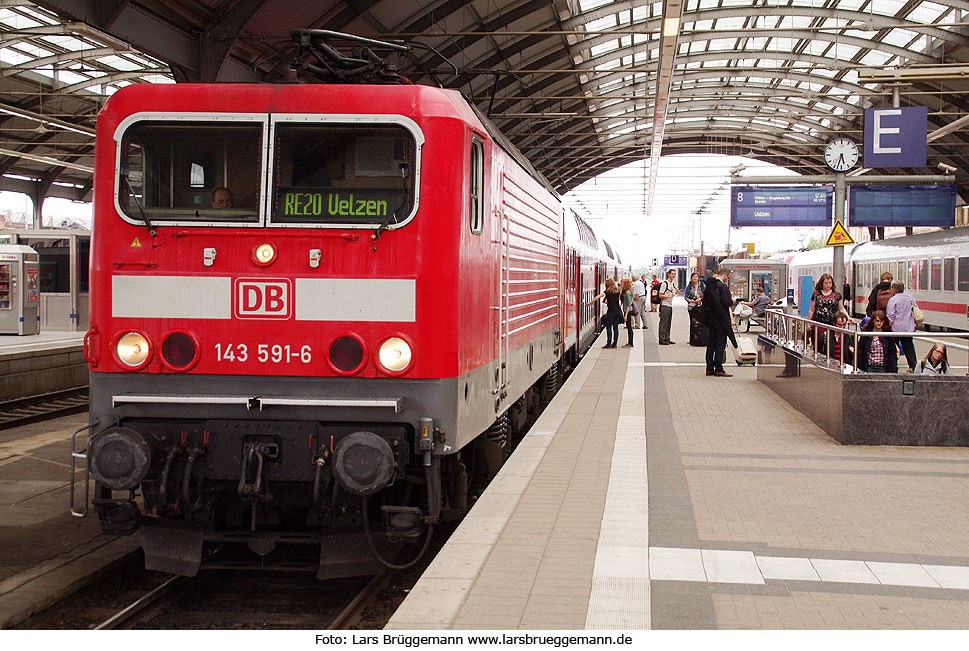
left=377, top=337, right=412, bottom=373
left=116, top=332, right=151, bottom=368
left=252, top=241, right=276, bottom=266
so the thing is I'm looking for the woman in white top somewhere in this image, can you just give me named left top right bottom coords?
left=914, top=342, right=950, bottom=375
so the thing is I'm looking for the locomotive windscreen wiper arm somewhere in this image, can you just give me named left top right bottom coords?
left=371, top=163, right=409, bottom=241
left=120, top=163, right=156, bottom=238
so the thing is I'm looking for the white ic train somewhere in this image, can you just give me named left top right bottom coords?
left=788, top=227, right=969, bottom=330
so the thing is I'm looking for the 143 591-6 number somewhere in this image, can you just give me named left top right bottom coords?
left=215, top=343, right=312, bottom=364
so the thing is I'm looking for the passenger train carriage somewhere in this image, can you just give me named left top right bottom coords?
left=75, top=38, right=619, bottom=577
left=788, top=227, right=969, bottom=331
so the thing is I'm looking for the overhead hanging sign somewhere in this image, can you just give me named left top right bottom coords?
left=730, top=186, right=833, bottom=227
left=863, top=107, right=927, bottom=168
left=824, top=220, right=854, bottom=247
left=848, top=184, right=955, bottom=227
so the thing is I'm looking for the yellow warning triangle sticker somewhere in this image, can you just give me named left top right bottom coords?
left=130, top=237, right=142, bottom=248
left=825, top=220, right=855, bottom=247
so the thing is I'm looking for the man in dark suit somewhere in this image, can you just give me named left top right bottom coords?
left=701, top=267, right=738, bottom=377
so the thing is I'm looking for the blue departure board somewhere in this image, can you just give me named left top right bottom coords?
left=848, top=185, right=955, bottom=227
left=730, top=186, right=833, bottom=227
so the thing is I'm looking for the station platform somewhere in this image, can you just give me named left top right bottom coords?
left=388, top=299, right=969, bottom=630
left=0, top=331, right=86, bottom=402
left=0, top=330, right=83, bottom=356
left=0, top=412, right=139, bottom=629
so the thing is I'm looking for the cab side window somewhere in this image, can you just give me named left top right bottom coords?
left=469, top=138, right=484, bottom=234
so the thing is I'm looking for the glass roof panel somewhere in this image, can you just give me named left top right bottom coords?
left=39, top=35, right=95, bottom=51
left=0, top=48, right=32, bottom=66
left=0, top=9, right=43, bottom=28
left=908, top=2, right=949, bottom=22
left=579, top=0, right=614, bottom=11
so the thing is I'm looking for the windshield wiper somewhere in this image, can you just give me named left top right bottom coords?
left=120, top=163, right=156, bottom=238
left=371, top=163, right=410, bottom=241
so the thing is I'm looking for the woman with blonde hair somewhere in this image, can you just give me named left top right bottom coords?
left=915, top=342, right=950, bottom=375
left=620, top=278, right=635, bottom=348
left=589, top=277, right=622, bottom=348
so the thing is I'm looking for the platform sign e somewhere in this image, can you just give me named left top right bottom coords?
left=863, top=107, right=927, bottom=168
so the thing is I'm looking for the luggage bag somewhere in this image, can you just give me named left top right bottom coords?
left=732, top=337, right=757, bottom=366
left=689, top=315, right=707, bottom=347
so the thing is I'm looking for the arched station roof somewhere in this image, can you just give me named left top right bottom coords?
left=5, top=0, right=969, bottom=213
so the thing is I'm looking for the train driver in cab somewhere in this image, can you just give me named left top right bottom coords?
left=211, top=186, right=233, bottom=209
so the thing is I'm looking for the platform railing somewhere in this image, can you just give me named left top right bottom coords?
left=762, top=308, right=969, bottom=375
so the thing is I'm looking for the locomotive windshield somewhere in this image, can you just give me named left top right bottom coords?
left=118, top=120, right=263, bottom=224
left=271, top=123, right=417, bottom=226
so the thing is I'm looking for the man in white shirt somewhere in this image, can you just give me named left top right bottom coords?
left=658, top=269, right=678, bottom=345
left=632, top=274, right=648, bottom=329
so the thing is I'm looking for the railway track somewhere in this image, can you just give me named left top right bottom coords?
left=93, top=571, right=385, bottom=629
left=0, top=387, right=89, bottom=430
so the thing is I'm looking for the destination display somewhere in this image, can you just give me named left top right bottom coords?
left=275, top=187, right=403, bottom=223
left=730, top=186, right=833, bottom=227
left=848, top=185, right=956, bottom=227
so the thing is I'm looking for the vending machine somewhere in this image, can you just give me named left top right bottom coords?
left=0, top=244, right=40, bottom=335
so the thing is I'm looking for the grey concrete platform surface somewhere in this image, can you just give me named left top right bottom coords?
left=388, top=298, right=969, bottom=630
left=0, top=412, right=139, bottom=629
left=0, top=331, right=86, bottom=401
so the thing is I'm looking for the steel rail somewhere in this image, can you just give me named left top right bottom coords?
left=93, top=575, right=183, bottom=630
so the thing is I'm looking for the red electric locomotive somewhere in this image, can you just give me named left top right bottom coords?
left=73, top=33, right=616, bottom=577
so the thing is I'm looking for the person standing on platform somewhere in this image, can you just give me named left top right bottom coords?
left=685, top=272, right=704, bottom=314
left=632, top=274, right=648, bottom=329
left=807, top=273, right=844, bottom=355
left=657, top=269, right=678, bottom=345
left=701, top=267, right=738, bottom=376
left=885, top=280, right=917, bottom=371
left=589, top=278, right=622, bottom=348
left=620, top=278, right=636, bottom=348
left=842, top=276, right=852, bottom=311
left=866, top=271, right=895, bottom=316
left=650, top=275, right=660, bottom=312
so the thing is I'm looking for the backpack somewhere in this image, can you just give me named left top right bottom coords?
left=875, top=287, right=894, bottom=312
left=650, top=284, right=661, bottom=304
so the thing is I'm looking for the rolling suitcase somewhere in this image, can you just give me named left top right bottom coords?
left=689, top=315, right=707, bottom=347
left=732, top=337, right=757, bottom=366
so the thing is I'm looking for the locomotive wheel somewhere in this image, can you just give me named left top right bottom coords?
left=509, top=397, right=528, bottom=441
left=472, top=413, right=510, bottom=484
left=485, top=412, right=510, bottom=450
left=540, top=365, right=559, bottom=406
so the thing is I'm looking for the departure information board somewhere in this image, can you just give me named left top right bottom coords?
left=730, top=186, right=833, bottom=227
left=848, top=185, right=955, bottom=227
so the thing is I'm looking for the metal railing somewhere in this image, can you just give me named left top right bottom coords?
left=762, top=308, right=969, bottom=375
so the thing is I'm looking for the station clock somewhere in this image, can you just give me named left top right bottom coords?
left=824, top=138, right=859, bottom=172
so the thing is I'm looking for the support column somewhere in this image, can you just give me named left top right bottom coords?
left=833, top=172, right=845, bottom=287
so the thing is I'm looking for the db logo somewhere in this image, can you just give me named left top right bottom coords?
left=233, top=278, right=292, bottom=319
